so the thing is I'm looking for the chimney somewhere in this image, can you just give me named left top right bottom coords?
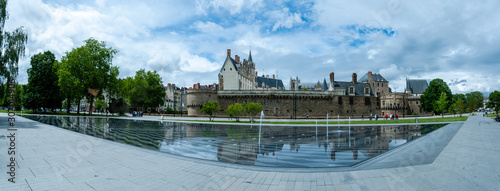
left=227, top=49, right=231, bottom=57
left=329, top=72, right=334, bottom=83
left=204, top=85, right=207, bottom=89
left=266, top=75, right=269, bottom=79
left=273, top=74, right=275, bottom=79
left=243, top=59, right=247, bottom=64
left=235, top=55, right=240, bottom=63
left=168, top=83, right=171, bottom=86
left=368, top=71, right=372, bottom=79
left=172, top=84, right=175, bottom=87
left=255, top=71, right=258, bottom=77
left=352, top=73, right=357, bottom=83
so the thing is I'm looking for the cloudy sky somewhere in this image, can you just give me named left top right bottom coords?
left=5, top=0, right=500, bottom=94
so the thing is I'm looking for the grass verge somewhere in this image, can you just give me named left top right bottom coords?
left=164, top=116, right=468, bottom=125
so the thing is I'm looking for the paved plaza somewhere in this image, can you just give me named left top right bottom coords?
left=1, top=113, right=499, bottom=190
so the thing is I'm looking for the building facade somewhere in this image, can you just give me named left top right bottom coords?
left=359, top=71, right=389, bottom=96
left=218, top=49, right=256, bottom=90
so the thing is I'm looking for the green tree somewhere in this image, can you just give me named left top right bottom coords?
left=487, top=91, right=500, bottom=114
left=55, top=59, right=83, bottom=114
left=465, top=91, right=484, bottom=112
left=455, top=98, right=465, bottom=117
left=244, top=102, right=263, bottom=122
left=435, top=92, right=449, bottom=118
left=420, top=78, right=452, bottom=114
left=201, top=101, right=221, bottom=121
left=226, top=103, right=245, bottom=122
left=0, top=0, right=28, bottom=79
left=25, top=51, right=62, bottom=112
left=60, top=38, right=118, bottom=115
left=121, top=69, right=165, bottom=113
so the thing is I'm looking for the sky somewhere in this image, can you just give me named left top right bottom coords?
left=4, top=0, right=500, bottom=94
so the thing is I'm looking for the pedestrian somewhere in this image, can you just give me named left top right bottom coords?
left=361, top=115, right=364, bottom=120
left=385, top=114, right=388, bottom=120
left=369, top=113, right=372, bottom=121
left=375, top=114, right=378, bottom=120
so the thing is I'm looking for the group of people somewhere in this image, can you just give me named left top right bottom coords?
left=366, top=113, right=399, bottom=120
left=131, top=111, right=143, bottom=117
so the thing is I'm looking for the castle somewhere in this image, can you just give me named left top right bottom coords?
left=186, top=48, right=429, bottom=118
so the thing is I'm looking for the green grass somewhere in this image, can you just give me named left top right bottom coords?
left=164, top=116, right=469, bottom=125
left=0, top=110, right=116, bottom=117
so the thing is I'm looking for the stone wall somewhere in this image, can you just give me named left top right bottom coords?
left=187, top=90, right=380, bottom=118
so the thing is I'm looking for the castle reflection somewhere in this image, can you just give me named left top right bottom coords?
left=22, top=115, right=445, bottom=168
left=160, top=123, right=445, bottom=168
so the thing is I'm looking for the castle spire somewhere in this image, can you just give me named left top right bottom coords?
left=248, top=48, right=253, bottom=62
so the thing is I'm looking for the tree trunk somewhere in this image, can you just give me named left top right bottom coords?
left=67, top=96, right=71, bottom=114
left=89, top=96, right=94, bottom=116
left=77, top=99, right=80, bottom=114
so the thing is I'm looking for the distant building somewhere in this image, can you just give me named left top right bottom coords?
left=218, top=49, right=256, bottom=90
left=289, top=72, right=374, bottom=97
left=359, top=71, right=389, bottom=96
left=255, top=74, right=285, bottom=90
left=163, top=83, right=187, bottom=112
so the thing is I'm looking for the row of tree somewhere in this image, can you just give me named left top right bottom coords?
left=18, top=38, right=165, bottom=115
left=200, top=101, right=263, bottom=122
left=419, top=78, right=500, bottom=116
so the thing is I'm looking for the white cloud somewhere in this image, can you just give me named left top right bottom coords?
left=269, top=8, right=304, bottom=31
left=191, top=21, right=224, bottom=33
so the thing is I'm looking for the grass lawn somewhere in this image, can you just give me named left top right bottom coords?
left=0, top=110, right=116, bottom=117
left=164, top=116, right=468, bottom=125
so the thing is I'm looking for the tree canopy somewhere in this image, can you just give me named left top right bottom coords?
left=487, top=91, right=500, bottom=114
left=465, top=91, right=483, bottom=112
left=201, top=101, right=221, bottom=121
left=59, top=38, right=118, bottom=115
left=420, top=78, right=452, bottom=114
left=226, top=103, right=245, bottom=122
left=121, top=69, right=165, bottom=111
left=25, top=51, right=62, bottom=112
left=435, top=92, right=449, bottom=117
left=244, top=102, right=263, bottom=122
left=0, top=0, right=28, bottom=79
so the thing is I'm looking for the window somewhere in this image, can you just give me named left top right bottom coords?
left=377, top=83, right=379, bottom=87
left=365, top=87, right=369, bottom=94
left=230, top=68, right=232, bottom=71
left=349, top=87, right=354, bottom=93
left=382, top=83, right=384, bottom=87
left=338, top=97, right=343, bottom=105
left=365, top=97, right=370, bottom=105
left=309, top=110, right=312, bottom=112
left=383, top=101, right=385, bottom=106
left=224, top=68, right=225, bottom=71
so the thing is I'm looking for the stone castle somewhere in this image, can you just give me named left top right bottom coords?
left=186, top=49, right=429, bottom=118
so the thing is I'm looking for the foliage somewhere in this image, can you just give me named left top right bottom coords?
left=55, top=59, right=83, bottom=114
left=165, top=107, right=179, bottom=114
left=465, top=91, right=483, bottom=112
left=0, top=0, right=28, bottom=79
left=435, top=92, right=449, bottom=117
left=487, top=91, right=500, bottom=114
left=25, top=51, right=62, bottom=112
left=201, top=101, right=221, bottom=121
left=59, top=38, right=118, bottom=115
left=121, top=69, right=165, bottom=111
left=1, top=81, right=24, bottom=110
left=226, top=103, right=245, bottom=121
left=420, top=78, right=452, bottom=114
left=244, top=102, right=263, bottom=122
left=108, top=98, right=128, bottom=115
left=94, top=98, right=107, bottom=110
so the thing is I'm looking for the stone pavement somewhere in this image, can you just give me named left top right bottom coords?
left=1, top=113, right=499, bottom=190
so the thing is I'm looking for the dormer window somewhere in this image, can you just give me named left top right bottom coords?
left=364, top=87, right=369, bottom=94
left=230, top=68, right=232, bottom=71
left=349, top=87, right=354, bottom=93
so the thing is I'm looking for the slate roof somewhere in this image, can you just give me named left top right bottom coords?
left=332, top=81, right=375, bottom=96
left=359, top=73, right=388, bottom=82
left=256, top=76, right=285, bottom=89
left=406, top=79, right=428, bottom=94
left=298, top=82, right=321, bottom=89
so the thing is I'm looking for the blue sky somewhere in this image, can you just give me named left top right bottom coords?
left=5, top=0, right=500, bottom=94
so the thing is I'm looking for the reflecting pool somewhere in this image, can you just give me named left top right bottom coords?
left=23, top=115, right=447, bottom=168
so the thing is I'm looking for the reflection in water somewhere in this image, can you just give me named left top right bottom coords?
left=23, top=115, right=446, bottom=168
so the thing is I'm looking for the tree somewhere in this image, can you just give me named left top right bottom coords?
left=420, top=78, right=452, bottom=114
left=487, top=91, right=500, bottom=114
left=25, top=51, right=62, bottom=112
left=201, top=101, right=221, bottom=121
left=435, top=92, right=449, bottom=118
left=455, top=98, right=465, bottom=117
left=55, top=60, right=83, bottom=114
left=0, top=0, right=28, bottom=79
left=60, top=38, right=118, bottom=115
left=121, top=69, right=165, bottom=113
left=226, top=103, right=245, bottom=122
left=245, top=102, right=263, bottom=122
left=465, top=91, right=483, bottom=112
